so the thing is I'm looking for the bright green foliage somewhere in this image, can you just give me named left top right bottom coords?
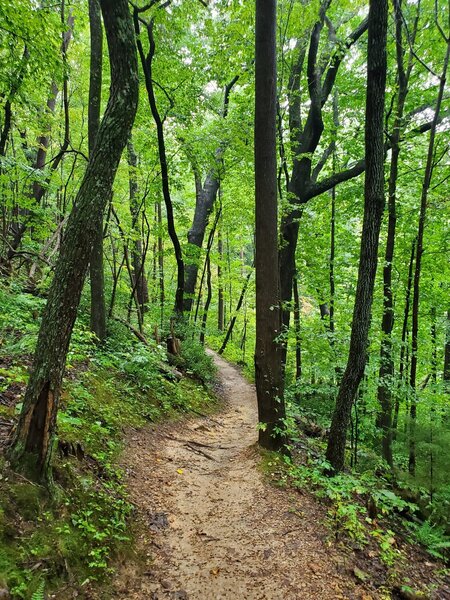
left=0, top=284, right=217, bottom=595
left=0, top=0, right=448, bottom=589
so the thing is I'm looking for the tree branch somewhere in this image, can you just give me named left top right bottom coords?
left=321, top=16, right=369, bottom=106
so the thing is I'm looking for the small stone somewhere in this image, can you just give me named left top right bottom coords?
left=161, top=579, right=173, bottom=590
left=309, top=562, right=322, bottom=575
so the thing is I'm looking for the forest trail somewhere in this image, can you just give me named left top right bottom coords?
left=106, top=352, right=375, bottom=600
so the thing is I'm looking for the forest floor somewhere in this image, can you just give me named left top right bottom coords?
left=87, top=351, right=449, bottom=600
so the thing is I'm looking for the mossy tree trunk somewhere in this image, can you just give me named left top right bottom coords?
left=8, top=0, right=138, bottom=484
left=88, top=0, right=107, bottom=343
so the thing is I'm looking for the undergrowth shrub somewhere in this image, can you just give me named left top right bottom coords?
left=180, top=336, right=217, bottom=385
left=0, top=287, right=217, bottom=597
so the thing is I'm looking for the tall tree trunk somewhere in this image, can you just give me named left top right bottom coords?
left=293, top=273, right=302, bottom=380
left=217, top=206, right=224, bottom=331
left=444, top=309, right=450, bottom=386
left=8, top=0, right=138, bottom=484
left=408, top=35, right=450, bottom=475
left=183, top=76, right=239, bottom=313
left=218, top=266, right=253, bottom=355
left=325, top=0, right=388, bottom=473
left=128, top=139, right=149, bottom=313
left=254, top=0, right=286, bottom=452
left=134, top=13, right=184, bottom=315
left=376, top=0, right=415, bottom=466
left=88, top=0, right=106, bottom=343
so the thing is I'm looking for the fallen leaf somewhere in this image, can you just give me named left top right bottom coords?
left=210, top=567, right=220, bottom=576
left=177, top=469, right=183, bottom=475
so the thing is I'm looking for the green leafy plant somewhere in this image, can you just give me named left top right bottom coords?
left=410, top=521, right=450, bottom=561
left=31, top=580, right=45, bottom=600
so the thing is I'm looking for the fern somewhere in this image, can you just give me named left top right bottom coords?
left=31, top=580, right=45, bottom=600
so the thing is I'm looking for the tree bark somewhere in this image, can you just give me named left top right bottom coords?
left=128, top=139, right=149, bottom=313
left=8, top=0, right=138, bottom=484
left=325, top=0, right=388, bottom=473
left=254, top=0, right=286, bottom=452
left=183, top=76, right=239, bottom=313
left=376, top=0, right=416, bottom=466
left=218, top=265, right=253, bottom=356
left=88, top=0, right=107, bottom=343
left=444, top=309, right=450, bottom=386
left=134, top=12, right=184, bottom=315
left=408, top=34, right=450, bottom=475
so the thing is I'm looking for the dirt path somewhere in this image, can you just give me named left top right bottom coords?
left=107, top=352, right=376, bottom=600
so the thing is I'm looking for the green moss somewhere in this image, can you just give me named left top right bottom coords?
left=9, top=483, right=45, bottom=522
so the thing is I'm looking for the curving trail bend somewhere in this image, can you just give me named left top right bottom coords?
left=104, top=352, right=375, bottom=600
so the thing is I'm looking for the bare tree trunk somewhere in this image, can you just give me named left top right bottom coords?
left=218, top=266, right=253, bottom=356
left=293, top=273, right=302, bottom=380
left=217, top=205, right=224, bottom=331
left=7, top=0, right=138, bottom=484
left=133, top=12, right=184, bottom=315
left=128, top=139, right=149, bottom=313
left=409, top=34, right=450, bottom=475
left=376, top=0, right=416, bottom=466
left=444, top=309, right=450, bottom=386
left=325, top=0, right=388, bottom=473
left=254, top=0, right=286, bottom=452
left=88, top=0, right=106, bottom=343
